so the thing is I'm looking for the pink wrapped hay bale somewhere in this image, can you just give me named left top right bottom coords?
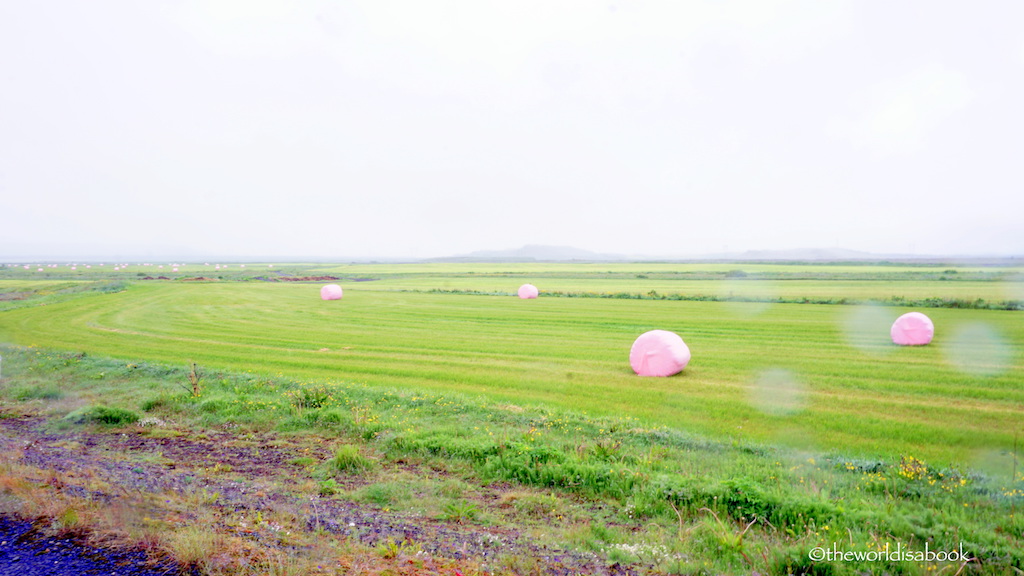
left=517, top=284, right=539, bottom=299
left=320, top=284, right=343, bottom=301
left=630, top=330, right=691, bottom=377
left=891, top=312, right=934, bottom=346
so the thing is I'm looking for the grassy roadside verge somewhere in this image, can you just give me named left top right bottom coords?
left=1, top=344, right=1022, bottom=575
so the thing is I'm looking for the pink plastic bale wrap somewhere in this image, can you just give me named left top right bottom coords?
left=630, top=330, right=691, bottom=377
left=518, top=284, right=539, bottom=299
left=320, top=284, right=343, bottom=301
left=891, top=312, right=934, bottom=345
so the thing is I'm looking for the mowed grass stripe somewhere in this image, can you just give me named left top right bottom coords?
left=1, top=282, right=1021, bottom=463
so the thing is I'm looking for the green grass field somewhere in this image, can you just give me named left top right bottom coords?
left=1, top=268, right=1021, bottom=464
left=2, top=261, right=1024, bottom=575
left=328, top=261, right=1024, bottom=305
left=7, top=260, right=1022, bottom=306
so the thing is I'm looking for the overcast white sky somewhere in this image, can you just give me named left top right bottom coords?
left=1, top=1, right=1022, bottom=260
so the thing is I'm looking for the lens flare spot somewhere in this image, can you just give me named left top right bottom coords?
left=971, top=448, right=1018, bottom=480
left=719, top=277, right=778, bottom=316
left=841, top=305, right=895, bottom=355
left=943, top=322, right=1012, bottom=377
left=750, top=368, right=806, bottom=416
left=1002, top=273, right=1024, bottom=305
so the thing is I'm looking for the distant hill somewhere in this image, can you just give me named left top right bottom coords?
left=428, top=245, right=1021, bottom=264
left=431, top=245, right=631, bottom=262
left=432, top=245, right=895, bottom=263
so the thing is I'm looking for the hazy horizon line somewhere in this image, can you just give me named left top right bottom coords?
left=3, top=246, right=1023, bottom=265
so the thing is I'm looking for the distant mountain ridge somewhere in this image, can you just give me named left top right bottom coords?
left=438, top=245, right=890, bottom=262
left=431, top=245, right=1019, bottom=263
left=434, top=245, right=630, bottom=262
left=7, top=244, right=1018, bottom=264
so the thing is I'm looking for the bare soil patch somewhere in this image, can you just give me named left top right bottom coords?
left=0, top=292, right=30, bottom=301
left=0, top=414, right=657, bottom=575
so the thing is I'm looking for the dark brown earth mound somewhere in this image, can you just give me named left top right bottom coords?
left=275, top=276, right=341, bottom=282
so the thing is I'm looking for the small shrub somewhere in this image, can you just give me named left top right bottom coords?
left=437, top=478, right=467, bottom=498
left=328, top=444, right=371, bottom=474
left=53, top=506, right=82, bottom=533
left=502, top=492, right=563, bottom=518
left=442, top=500, right=478, bottom=524
left=318, top=479, right=338, bottom=496
left=714, top=477, right=777, bottom=521
left=163, top=526, right=220, bottom=571
left=11, top=385, right=64, bottom=401
left=589, top=439, right=622, bottom=462
left=376, top=539, right=420, bottom=559
left=314, top=409, right=351, bottom=426
left=356, top=483, right=405, bottom=507
left=179, top=362, right=202, bottom=398
left=141, top=395, right=171, bottom=412
left=288, top=384, right=333, bottom=410
left=64, top=405, right=140, bottom=426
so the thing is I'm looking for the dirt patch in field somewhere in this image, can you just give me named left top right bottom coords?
left=275, top=276, right=341, bottom=282
left=0, top=292, right=30, bottom=301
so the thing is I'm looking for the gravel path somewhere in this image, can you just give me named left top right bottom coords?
left=0, top=516, right=179, bottom=576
